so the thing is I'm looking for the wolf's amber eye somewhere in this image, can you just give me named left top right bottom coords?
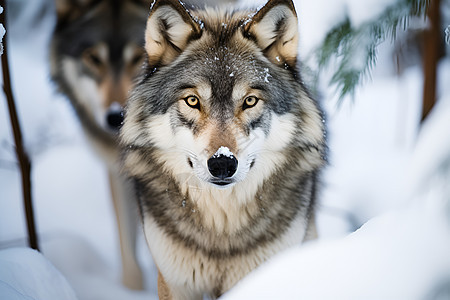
left=83, top=50, right=104, bottom=70
left=130, top=53, right=144, bottom=66
left=88, top=54, right=102, bottom=66
left=184, top=96, right=200, bottom=110
left=243, top=96, right=259, bottom=110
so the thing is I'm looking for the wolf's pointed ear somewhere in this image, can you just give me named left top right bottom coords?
left=145, top=0, right=203, bottom=66
left=54, top=0, right=93, bottom=26
left=243, top=0, right=298, bottom=67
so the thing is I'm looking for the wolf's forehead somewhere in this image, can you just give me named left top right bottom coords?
left=186, top=46, right=269, bottom=86
left=200, top=47, right=244, bottom=77
left=195, top=9, right=250, bottom=35
left=181, top=48, right=266, bottom=96
left=58, top=2, right=146, bottom=57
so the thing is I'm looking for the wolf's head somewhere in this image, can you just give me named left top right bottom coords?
left=122, top=0, right=325, bottom=194
left=50, top=0, right=148, bottom=142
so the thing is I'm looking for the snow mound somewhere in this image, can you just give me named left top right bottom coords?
left=0, top=247, right=78, bottom=300
left=223, top=202, right=450, bottom=299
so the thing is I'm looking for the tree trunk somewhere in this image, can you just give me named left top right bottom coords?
left=421, top=0, right=441, bottom=122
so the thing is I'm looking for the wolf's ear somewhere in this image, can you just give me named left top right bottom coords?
left=243, top=0, right=298, bottom=67
left=145, top=0, right=202, bottom=66
left=54, top=0, right=93, bottom=25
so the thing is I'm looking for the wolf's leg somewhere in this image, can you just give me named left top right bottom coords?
left=158, top=270, right=173, bottom=300
left=157, top=270, right=203, bottom=300
left=303, top=213, right=318, bottom=242
left=109, top=170, right=143, bottom=290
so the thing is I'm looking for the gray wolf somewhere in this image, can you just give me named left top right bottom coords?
left=120, top=0, right=326, bottom=298
left=49, top=0, right=148, bottom=290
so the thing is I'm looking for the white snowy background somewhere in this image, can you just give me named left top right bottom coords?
left=1, top=0, right=450, bottom=299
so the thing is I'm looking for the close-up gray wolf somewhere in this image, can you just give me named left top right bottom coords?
left=120, top=0, right=327, bottom=298
left=48, top=0, right=235, bottom=291
left=49, top=0, right=149, bottom=290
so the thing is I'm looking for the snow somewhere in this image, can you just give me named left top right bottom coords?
left=295, top=0, right=399, bottom=58
left=346, top=0, right=397, bottom=27
left=446, top=25, right=450, bottom=45
left=213, top=146, right=234, bottom=158
left=1, top=0, right=449, bottom=299
left=262, top=67, right=271, bottom=83
left=317, top=64, right=423, bottom=233
left=42, top=237, right=156, bottom=300
left=295, top=0, right=347, bottom=56
left=224, top=202, right=450, bottom=299
left=0, top=247, right=78, bottom=300
left=0, top=6, right=4, bottom=56
left=0, top=26, right=3, bottom=55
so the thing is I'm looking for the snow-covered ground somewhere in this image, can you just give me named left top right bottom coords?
left=1, top=0, right=449, bottom=299
left=0, top=248, right=78, bottom=300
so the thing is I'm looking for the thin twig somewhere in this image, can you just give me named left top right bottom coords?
left=0, top=0, right=39, bottom=251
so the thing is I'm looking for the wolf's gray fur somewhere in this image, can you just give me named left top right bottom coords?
left=121, top=0, right=326, bottom=298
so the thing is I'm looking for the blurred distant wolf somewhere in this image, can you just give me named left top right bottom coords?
left=50, top=0, right=149, bottom=290
left=120, top=0, right=326, bottom=298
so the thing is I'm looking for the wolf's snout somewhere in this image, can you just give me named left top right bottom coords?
left=106, top=110, right=124, bottom=130
left=207, top=154, right=238, bottom=180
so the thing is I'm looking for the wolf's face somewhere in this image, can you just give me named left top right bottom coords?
left=122, top=0, right=324, bottom=193
left=51, top=0, right=148, bottom=137
left=139, top=52, right=302, bottom=189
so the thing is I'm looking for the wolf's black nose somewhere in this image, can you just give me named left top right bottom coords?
left=106, top=110, right=124, bottom=130
left=207, top=154, right=238, bottom=179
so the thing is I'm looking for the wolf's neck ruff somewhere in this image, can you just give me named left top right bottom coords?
left=121, top=0, right=326, bottom=298
left=132, top=145, right=317, bottom=253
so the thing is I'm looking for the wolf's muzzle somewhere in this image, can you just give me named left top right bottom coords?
left=207, top=154, right=238, bottom=182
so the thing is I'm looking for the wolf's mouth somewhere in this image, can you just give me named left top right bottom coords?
left=210, top=179, right=234, bottom=186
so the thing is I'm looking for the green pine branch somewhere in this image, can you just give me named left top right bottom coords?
left=315, top=0, right=430, bottom=102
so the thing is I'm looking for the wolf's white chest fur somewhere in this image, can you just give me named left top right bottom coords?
left=143, top=184, right=308, bottom=299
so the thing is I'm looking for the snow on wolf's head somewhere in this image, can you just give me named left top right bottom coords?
left=121, top=0, right=325, bottom=194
